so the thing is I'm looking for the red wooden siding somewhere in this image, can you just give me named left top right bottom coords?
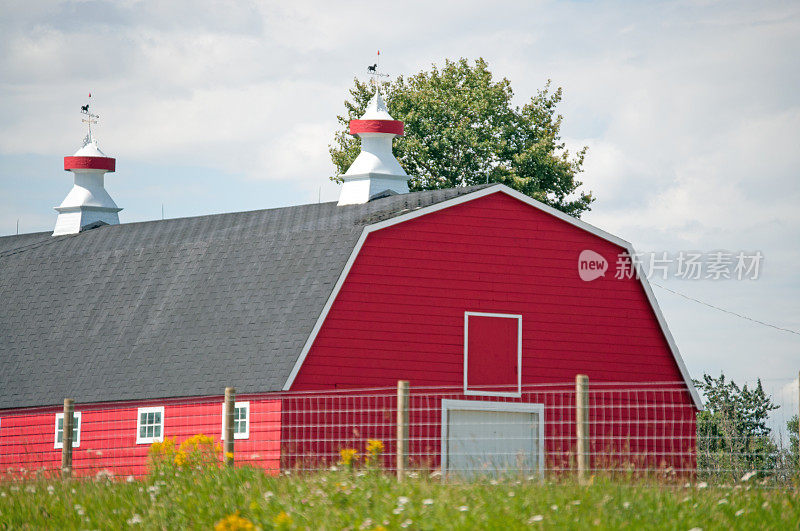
left=292, top=191, right=690, bottom=389
left=0, top=397, right=281, bottom=477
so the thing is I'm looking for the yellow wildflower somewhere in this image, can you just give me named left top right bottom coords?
left=214, top=511, right=255, bottom=531
left=173, top=451, right=187, bottom=467
left=339, top=448, right=359, bottom=467
left=365, top=439, right=384, bottom=467
left=366, top=439, right=384, bottom=454
left=273, top=511, right=293, bottom=529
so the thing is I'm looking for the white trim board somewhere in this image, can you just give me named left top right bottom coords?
left=440, top=398, right=545, bottom=478
left=463, top=312, right=522, bottom=398
left=281, top=184, right=702, bottom=410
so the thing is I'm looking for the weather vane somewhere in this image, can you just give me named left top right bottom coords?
left=80, top=93, right=99, bottom=146
left=366, top=50, right=389, bottom=87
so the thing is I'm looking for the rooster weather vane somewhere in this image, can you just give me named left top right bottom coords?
left=80, top=94, right=99, bottom=146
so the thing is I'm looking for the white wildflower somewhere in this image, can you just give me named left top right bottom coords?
left=127, top=514, right=143, bottom=525
left=47, top=485, right=54, bottom=495
left=761, top=501, right=769, bottom=509
left=688, top=528, right=703, bottom=531
left=359, top=518, right=373, bottom=529
left=740, top=471, right=757, bottom=482
left=393, top=507, right=404, bottom=515
left=697, top=482, right=708, bottom=489
left=400, top=519, right=413, bottom=528
left=398, top=496, right=410, bottom=505
left=528, top=515, right=544, bottom=523
left=458, top=505, right=469, bottom=512
left=407, top=472, right=419, bottom=478
left=329, top=465, right=339, bottom=472
left=422, top=499, right=434, bottom=506
left=264, top=491, right=274, bottom=500
left=550, top=504, right=559, bottom=511
left=508, top=491, right=515, bottom=497
left=9, top=486, right=19, bottom=492
left=74, top=504, right=84, bottom=516
left=717, top=499, right=728, bottom=505
left=623, top=502, right=631, bottom=509
left=569, top=500, right=581, bottom=506
left=95, top=469, right=114, bottom=482
left=126, top=475, right=135, bottom=483
left=0, top=492, right=5, bottom=497
left=429, top=471, right=442, bottom=478
left=735, top=509, right=745, bottom=517
left=25, top=485, right=35, bottom=493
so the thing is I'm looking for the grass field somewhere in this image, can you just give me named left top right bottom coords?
left=1, top=467, right=799, bottom=530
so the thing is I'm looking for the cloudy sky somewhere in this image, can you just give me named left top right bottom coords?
left=1, top=0, right=798, bottom=419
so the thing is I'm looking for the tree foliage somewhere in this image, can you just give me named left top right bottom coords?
left=694, top=374, right=780, bottom=479
left=330, top=58, right=594, bottom=217
left=788, top=414, right=799, bottom=472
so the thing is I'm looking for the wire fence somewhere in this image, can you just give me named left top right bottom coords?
left=0, top=380, right=797, bottom=485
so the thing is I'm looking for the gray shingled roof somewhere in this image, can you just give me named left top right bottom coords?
left=0, top=186, right=489, bottom=409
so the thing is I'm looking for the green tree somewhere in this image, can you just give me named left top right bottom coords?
left=787, top=414, right=799, bottom=472
left=694, top=374, right=780, bottom=480
left=329, top=58, right=594, bottom=217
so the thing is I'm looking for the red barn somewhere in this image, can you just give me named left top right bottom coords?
left=0, top=89, right=701, bottom=478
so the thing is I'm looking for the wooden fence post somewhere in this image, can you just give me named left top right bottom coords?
left=397, top=380, right=410, bottom=481
left=224, top=387, right=235, bottom=468
left=575, top=374, right=589, bottom=483
left=61, top=398, right=74, bottom=480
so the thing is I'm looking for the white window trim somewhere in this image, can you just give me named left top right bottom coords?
left=220, top=401, right=250, bottom=440
left=136, top=406, right=165, bottom=444
left=54, top=411, right=82, bottom=449
left=441, top=399, right=545, bottom=478
left=464, top=311, right=522, bottom=398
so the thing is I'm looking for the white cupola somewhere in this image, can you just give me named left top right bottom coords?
left=53, top=100, right=121, bottom=236
left=338, top=87, right=409, bottom=205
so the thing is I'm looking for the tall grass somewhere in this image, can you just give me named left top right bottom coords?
left=1, top=466, right=799, bottom=529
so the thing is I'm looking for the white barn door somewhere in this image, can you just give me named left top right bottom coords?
left=441, top=399, right=544, bottom=478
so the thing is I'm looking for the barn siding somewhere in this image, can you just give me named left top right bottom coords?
left=292, top=192, right=689, bottom=389
left=289, top=191, right=697, bottom=471
left=0, top=397, right=281, bottom=477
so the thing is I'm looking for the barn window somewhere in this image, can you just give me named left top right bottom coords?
left=220, top=401, right=250, bottom=440
left=464, top=312, right=522, bottom=397
left=54, top=412, right=81, bottom=449
left=136, top=407, right=164, bottom=444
